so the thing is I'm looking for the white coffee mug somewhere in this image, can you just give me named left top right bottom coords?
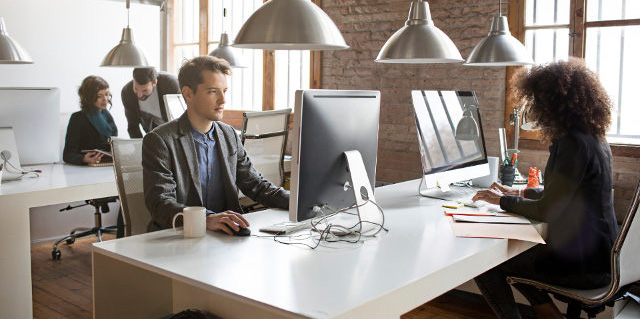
left=172, top=207, right=206, bottom=238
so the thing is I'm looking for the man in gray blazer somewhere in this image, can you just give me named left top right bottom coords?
left=142, top=56, right=289, bottom=234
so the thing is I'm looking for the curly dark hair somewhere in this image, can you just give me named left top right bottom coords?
left=78, top=75, right=111, bottom=112
left=513, top=58, right=611, bottom=140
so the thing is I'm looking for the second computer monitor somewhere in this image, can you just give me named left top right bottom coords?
left=411, top=90, right=489, bottom=189
left=290, top=89, right=380, bottom=222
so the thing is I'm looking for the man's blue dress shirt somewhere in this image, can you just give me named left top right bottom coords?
left=190, top=124, right=226, bottom=214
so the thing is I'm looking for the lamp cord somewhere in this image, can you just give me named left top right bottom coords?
left=126, top=0, right=130, bottom=27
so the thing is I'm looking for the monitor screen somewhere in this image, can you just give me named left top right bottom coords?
left=0, top=88, right=60, bottom=165
left=162, top=94, right=187, bottom=121
left=290, top=90, right=380, bottom=222
left=411, top=90, right=488, bottom=188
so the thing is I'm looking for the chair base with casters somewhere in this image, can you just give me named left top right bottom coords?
left=507, top=181, right=640, bottom=319
left=51, top=196, right=118, bottom=260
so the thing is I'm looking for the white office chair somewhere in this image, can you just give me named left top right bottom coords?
left=163, top=94, right=187, bottom=121
left=110, top=137, right=151, bottom=237
left=507, top=181, right=640, bottom=319
left=240, top=109, right=291, bottom=187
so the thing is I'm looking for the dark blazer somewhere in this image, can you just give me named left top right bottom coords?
left=142, top=113, right=289, bottom=231
left=121, top=72, right=180, bottom=138
left=500, top=130, right=618, bottom=278
left=63, top=110, right=117, bottom=165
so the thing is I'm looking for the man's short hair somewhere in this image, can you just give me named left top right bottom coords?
left=178, top=56, right=231, bottom=94
left=133, top=67, right=158, bottom=85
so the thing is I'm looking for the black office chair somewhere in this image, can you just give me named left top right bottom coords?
left=51, top=196, right=118, bottom=260
left=507, top=181, right=640, bottom=319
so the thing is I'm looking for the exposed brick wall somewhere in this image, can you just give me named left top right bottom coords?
left=321, top=0, right=506, bottom=183
left=320, top=0, right=640, bottom=221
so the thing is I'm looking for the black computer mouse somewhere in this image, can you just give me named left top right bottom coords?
left=233, top=227, right=251, bottom=237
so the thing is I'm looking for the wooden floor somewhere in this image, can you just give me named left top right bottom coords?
left=31, top=235, right=535, bottom=319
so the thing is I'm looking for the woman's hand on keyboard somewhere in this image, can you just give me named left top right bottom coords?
left=488, top=182, right=518, bottom=196
left=472, top=187, right=503, bottom=206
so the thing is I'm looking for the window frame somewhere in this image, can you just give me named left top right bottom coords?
left=167, top=0, right=322, bottom=127
left=505, top=0, right=640, bottom=155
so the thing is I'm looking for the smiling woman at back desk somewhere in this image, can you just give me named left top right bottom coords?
left=63, top=75, right=118, bottom=166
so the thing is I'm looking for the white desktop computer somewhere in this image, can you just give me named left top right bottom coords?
left=411, top=90, right=489, bottom=198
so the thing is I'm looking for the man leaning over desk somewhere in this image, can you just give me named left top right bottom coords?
left=122, top=67, right=180, bottom=138
left=142, top=56, right=289, bottom=235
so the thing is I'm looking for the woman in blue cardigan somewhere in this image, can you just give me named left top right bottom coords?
left=63, top=76, right=118, bottom=165
left=472, top=59, right=619, bottom=319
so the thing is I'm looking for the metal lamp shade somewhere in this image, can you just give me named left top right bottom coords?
left=233, top=0, right=348, bottom=50
left=210, top=33, right=247, bottom=68
left=0, top=17, right=33, bottom=64
left=455, top=111, right=480, bottom=141
left=376, top=1, right=463, bottom=63
left=101, top=27, right=149, bottom=67
left=465, top=16, right=534, bottom=66
left=520, top=105, right=538, bottom=131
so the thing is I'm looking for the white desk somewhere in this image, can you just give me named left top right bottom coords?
left=0, top=163, right=117, bottom=319
left=93, top=179, right=536, bottom=319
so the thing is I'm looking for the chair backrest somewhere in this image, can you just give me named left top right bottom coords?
left=110, top=137, right=150, bottom=237
left=240, top=109, right=291, bottom=187
left=163, top=94, right=187, bottom=121
left=613, top=180, right=640, bottom=291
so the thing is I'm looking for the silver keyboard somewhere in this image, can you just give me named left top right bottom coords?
left=420, top=185, right=480, bottom=201
left=259, top=219, right=314, bottom=235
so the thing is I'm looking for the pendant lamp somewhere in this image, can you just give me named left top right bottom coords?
left=233, top=0, right=348, bottom=50
left=376, top=0, right=463, bottom=63
left=0, top=17, right=33, bottom=64
left=209, top=9, right=246, bottom=68
left=464, top=0, right=533, bottom=66
left=101, top=0, right=149, bottom=67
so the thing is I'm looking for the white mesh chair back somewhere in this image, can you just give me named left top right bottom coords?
left=614, top=181, right=640, bottom=289
left=163, top=94, right=187, bottom=121
left=241, top=109, right=291, bottom=187
left=110, top=137, right=150, bottom=236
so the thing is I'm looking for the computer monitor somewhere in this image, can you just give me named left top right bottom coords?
left=411, top=90, right=489, bottom=190
left=162, top=94, right=187, bottom=121
left=0, top=87, right=60, bottom=165
left=289, top=89, right=380, bottom=222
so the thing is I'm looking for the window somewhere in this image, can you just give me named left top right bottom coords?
left=509, top=0, right=640, bottom=144
left=168, top=0, right=318, bottom=112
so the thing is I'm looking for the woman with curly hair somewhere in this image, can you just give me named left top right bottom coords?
left=63, top=76, right=118, bottom=165
left=471, top=58, right=619, bottom=319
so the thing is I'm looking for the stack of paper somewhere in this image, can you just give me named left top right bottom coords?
left=446, top=205, right=545, bottom=244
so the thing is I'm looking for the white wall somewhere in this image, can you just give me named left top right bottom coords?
left=0, top=0, right=161, bottom=140
left=0, top=0, right=161, bottom=243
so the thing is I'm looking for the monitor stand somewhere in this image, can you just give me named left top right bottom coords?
left=344, top=150, right=382, bottom=235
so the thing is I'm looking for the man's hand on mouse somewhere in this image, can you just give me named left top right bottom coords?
left=206, top=210, right=249, bottom=235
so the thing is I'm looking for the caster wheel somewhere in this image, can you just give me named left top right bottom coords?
left=52, top=250, right=61, bottom=260
left=66, top=238, right=75, bottom=245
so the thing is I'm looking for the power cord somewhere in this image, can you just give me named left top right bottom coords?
left=0, top=150, right=42, bottom=180
left=268, top=196, right=388, bottom=250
